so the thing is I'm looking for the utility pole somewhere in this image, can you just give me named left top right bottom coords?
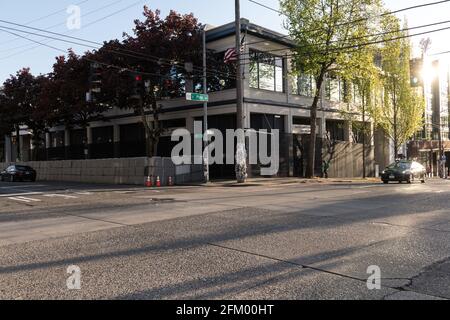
left=393, top=77, right=398, bottom=160
left=202, top=26, right=210, bottom=183
left=15, top=126, right=21, bottom=162
left=235, top=0, right=244, bottom=130
left=362, top=93, right=367, bottom=179
left=235, top=0, right=247, bottom=183
left=438, top=122, right=444, bottom=178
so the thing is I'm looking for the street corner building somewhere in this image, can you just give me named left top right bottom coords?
left=0, top=19, right=393, bottom=184
left=408, top=59, right=450, bottom=177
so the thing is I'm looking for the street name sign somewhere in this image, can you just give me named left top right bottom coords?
left=186, top=93, right=209, bottom=102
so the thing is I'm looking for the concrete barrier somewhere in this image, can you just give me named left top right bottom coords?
left=0, top=157, right=204, bottom=186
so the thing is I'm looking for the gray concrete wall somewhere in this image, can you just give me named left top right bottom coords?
left=0, top=157, right=203, bottom=186
left=324, top=142, right=376, bottom=178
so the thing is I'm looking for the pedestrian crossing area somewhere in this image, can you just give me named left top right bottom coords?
left=7, top=196, right=42, bottom=203
left=3, top=191, right=93, bottom=203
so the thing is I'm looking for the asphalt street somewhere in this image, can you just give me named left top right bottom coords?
left=0, top=179, right=450, bottom=300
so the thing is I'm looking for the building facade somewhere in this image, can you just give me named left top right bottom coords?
left=2, top=19, right=381, bottom=179
left=409, top=58, right=450, bottom=176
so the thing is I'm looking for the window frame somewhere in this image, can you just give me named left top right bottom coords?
left=249, top=49, right=285, bottom=93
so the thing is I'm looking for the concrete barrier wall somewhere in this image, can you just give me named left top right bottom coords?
left=0, top=157, right=204, bottom=185
left=324, top=142, right=376, bottom=178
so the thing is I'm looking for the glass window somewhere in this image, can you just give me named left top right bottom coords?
left=325, top=77, right=341, bottom=102
left=249, top=50, right=284, bottom=92
left=250, top=58, right=259, bottom=89
left=299, top=74, right=314, bottom=97
left=326, top=120, right=345, bottom=141
left=259, top=61, right=275, bottom=91
left=388, top=162, right=411, bottom=170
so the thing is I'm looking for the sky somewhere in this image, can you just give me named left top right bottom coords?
left=0, top=0, right=449, bottom=81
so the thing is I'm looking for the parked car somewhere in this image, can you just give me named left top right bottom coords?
left=381, top=161, right=426, bottom=184
left=0, top=165, right=37, bottom=182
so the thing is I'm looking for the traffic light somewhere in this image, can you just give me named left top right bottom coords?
left=131, top=72, right=145, bottom=98
left=410, top=58, right=423, bottom=87
left=89, top=62, right=103, bottom=94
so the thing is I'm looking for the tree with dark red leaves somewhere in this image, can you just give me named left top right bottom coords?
left=1, top=68, right=44, bottom=160
left=48, top=50, right=109, bottom=129
left=0, top=6, right=235, bottom=160
left=95, top=7, right=204, bottom=157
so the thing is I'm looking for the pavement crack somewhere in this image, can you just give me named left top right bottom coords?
left=206, top=242, right=367, bottom=283
left=206, top=242, right=450, bottom=300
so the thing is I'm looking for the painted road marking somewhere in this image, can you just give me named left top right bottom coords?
left=44, top=194, right=79, bottom=199
left=0, top=185, right=47, bottom=189
left=75, top=192, right=93, bottom=195
left=8, top=196, right=42, bottom=203
left=0, top=192, right=42, bottom=198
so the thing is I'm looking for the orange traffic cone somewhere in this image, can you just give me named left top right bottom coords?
left=156, top=176, right=161, bottom=188
left=168, top=176, right=174, bottom=187
left=145, top=176, right=153, bottom=188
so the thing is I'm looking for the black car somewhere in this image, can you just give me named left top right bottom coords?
left=0, top=165, right=37, bottom=182
left=381, top=161, right=426, bottom=184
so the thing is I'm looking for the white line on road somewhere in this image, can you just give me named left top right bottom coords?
left=44, top=194, right=79, bottom=199
left=0, top=192, right=42, bottom=198
left=75, top=192, right=93, bottom=195
left=8, top=196, right=42, bottom=203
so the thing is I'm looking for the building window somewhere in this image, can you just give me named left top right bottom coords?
left=50, top=131, right=65, bottom=148
left=326, top=120, right=345, bottom=141
left=325, top=77, right=343, bottom=102
left=208, top=52, right=237, bottom=92
left=162, top=118, right=186, bottom=129
left=290, top=73, right=316, bottom=97
left=352, top=122, right=370, bottom=144
left=249, top=50, right=284, bottom=93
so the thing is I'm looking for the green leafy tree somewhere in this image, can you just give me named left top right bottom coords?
left=281, top=0, right=383, bottom=178
left=377, top=18, right=424, bottom=158
left=340, top=42, right=382, bottom=178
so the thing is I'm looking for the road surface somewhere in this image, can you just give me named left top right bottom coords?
left=0, top=179, right=449, bottom=300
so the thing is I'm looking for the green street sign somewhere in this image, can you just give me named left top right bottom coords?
left=186, top=93, right=209, bottom=102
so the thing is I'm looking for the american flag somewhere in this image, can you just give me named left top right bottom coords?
left=224, top=35, right=246, bottom=64
left=224, top=48, right=238, bottom=64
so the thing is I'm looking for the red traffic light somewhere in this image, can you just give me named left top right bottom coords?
left=135, top=75, right=143, bottom=82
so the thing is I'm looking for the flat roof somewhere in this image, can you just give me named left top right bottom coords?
left=206, top=18, right=295, bottom=48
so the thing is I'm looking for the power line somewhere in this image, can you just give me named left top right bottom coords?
left=242, top=18, right=450, bottom=59
left=429, top=50, right=450, bottom=56
left=0, top=0, right=125, bottom=54
left=0, top=0, right=91, bottom=46
left=0, top=17, right=237, bottom=79
left=0, top=0, right=139, bottom=58
left=245, top=0, right=450, bottom=47
left=0, top=26, right=179, bottom=80
left=247, top=0, right=284, bottom=15
left=2, top=13, right=447, bottom=80
left=239, top=23, right=450, bottom=65
left=0, top=24, right=237, bottom=80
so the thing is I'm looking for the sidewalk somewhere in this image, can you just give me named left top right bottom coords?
left=200, top=177, right=381, bottom=188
